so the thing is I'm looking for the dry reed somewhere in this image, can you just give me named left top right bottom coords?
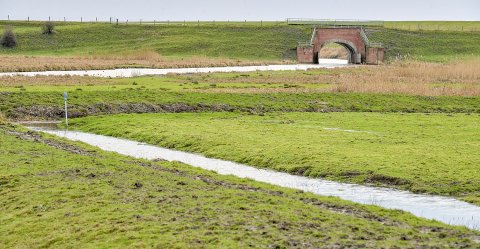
left=0, top=51, right=282, bottom=72
left=319, top=47, right=349, bottom=59
left=197, top=60, right=480, bottom=96
left=0, top=75, right=113, bottom=87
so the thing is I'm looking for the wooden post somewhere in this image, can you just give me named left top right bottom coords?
left=81, top=17, right=82, bottom=23
left=28, top=16, right=29, bottom=22
left=49, top=16, right=51, bottom=21
left=116, top=19, right=119, bottom=25
left=96, top=17, right=97, bottom=23
left=154, top=20, right=155, bottom=26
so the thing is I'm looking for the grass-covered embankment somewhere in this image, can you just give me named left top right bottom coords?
left=0, top=21, right=479, bottom=71
left=2, top=90, right=480, bottom=120
left=2, top=124, right=479, bottom=247
left=69, top=112, right=480, bottom=205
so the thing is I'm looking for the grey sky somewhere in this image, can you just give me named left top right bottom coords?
left=1, top=0, right=479, bottom=21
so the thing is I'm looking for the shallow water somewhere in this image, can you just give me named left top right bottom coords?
left=28, top=126, right=480, bottom=231
left=0, top=61, right=348, bottom=78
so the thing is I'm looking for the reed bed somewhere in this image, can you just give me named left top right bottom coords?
left=0, top=53, right=280, bottom=72
left=319, top=46, right=349, bottom=59
left=0, top=75, right=113, bottom=87
left=198, top=60, right=480, bottom=96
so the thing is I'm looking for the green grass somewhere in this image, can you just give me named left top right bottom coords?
left=385, top=21, right=480, bottom=32
left=3, top=124, right=479, bottom=247
left=0, top=21, right=309, bottom=61
left=1, top=21, right=480, bottom=62
left=69, top=112, right=480, bottom=205
left=2, top=89, right=480, bottom=120
left=368, top=27, right=480, bottom=62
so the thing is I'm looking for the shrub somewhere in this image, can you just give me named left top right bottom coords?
left=1, top=27, right=17, bottom=48
left=42, top=21, right=55, bottom=35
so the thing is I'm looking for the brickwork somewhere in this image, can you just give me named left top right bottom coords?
left=366, top=47, right=385, bottom=65
left=296, top=27, right=384, bottom=65
left=297, top=46, right=314, bottom=63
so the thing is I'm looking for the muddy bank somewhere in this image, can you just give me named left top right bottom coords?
left=8, top=103, right=236, bottom=120
left=8, top=103, right=342, bottom=120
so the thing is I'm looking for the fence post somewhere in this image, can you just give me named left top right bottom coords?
left=28, top=16, right=29, bottom=22
left=116, top=19, right=118, bottom=25
left=49, top=16, right=51, bottom=21
left=8, top=15, right=9, bottom=21
left=81, top=17, right=82, bottom=23
left=154, top=20, right=155, bottom=26
left=96, top=17, right=97, bottom=23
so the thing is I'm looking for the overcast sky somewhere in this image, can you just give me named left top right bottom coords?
left=1, top=0, right=479, bottom=21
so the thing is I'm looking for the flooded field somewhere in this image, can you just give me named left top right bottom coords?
left=0, top=61, right=348, bottom=78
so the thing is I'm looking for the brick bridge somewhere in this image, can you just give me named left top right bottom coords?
left=297, top=27, right=385, bottom=65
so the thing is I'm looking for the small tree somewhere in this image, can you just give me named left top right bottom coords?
left=42, top=21, right=55, bottom=35
left=1, top=26, right=17, bottom=48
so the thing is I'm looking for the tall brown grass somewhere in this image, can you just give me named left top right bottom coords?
left=331, top=60, right=480, bottom=96
left=0, top=75, right=112, bottom=87
left=196, top=60, right=480, bottom=96
left=319, top=46, right=349, bottom=60
left=0, top=51, right=282, bottom=72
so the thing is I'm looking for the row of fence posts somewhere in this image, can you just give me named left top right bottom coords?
left=4, top=17, right=477, bottom=31
left=3, top=16, right=271, bottom=27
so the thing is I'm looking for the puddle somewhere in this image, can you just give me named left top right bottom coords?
left=27, top=126, right=480, bottom=231
left=0, top=62, right=348, bottom=78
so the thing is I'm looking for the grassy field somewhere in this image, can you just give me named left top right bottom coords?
left=69, top=112, right=480, bottom=205
left=1, top=62, right=480, bottom=120
left=385, top=21, right=480, bottom=32
left=2, top=89, right=480, bottom=120
left=3, top=124, right=480, bottom=247
left=1, top=19, right=480, bottom=246
left=0, top=21, right=480, bottom=71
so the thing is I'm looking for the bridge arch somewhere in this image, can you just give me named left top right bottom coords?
left=297, top=27, right=385, bottom=65
left=315, top=39, right=359, bottom=64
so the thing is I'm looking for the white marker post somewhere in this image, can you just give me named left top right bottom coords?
left=63, top=92, right=68, bottom=127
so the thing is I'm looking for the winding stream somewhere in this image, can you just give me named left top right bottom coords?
left=28, top=126, right=480, bottom=231
left=0, top=61, right=348, bottom=78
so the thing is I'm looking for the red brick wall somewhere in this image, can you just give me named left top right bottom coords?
left=296, top=27, right=384, bottom=64
left=312, top=28, right=367, bottom=62
left=297, top=46, right=314, bottom=63
left=366, top=47, right=385, bottom=65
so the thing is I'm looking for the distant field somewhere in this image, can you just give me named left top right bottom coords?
left=0, top=21, right=479, bottom=68
left=69, top=112, right=480, bottom=206
left=385, top=21, right=480, bottom=32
